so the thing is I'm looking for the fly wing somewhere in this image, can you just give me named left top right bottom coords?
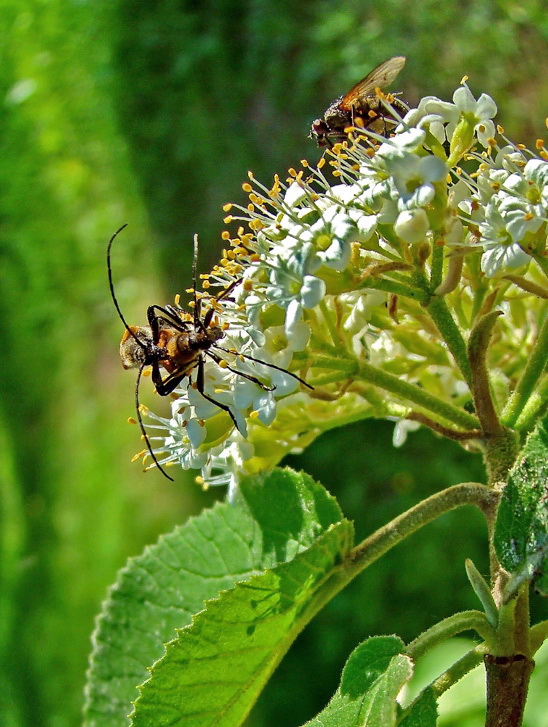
left=339, top=56, right=406, bottom=111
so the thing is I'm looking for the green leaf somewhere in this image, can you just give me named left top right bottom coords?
left=301, top=636, right=413, bottom=727
left=465, top=558, right=498, bottom=628
left=399, top=688, right=438, bottom=727
left=494, top=415, right=548, bottom=598
left=84, top=468, right=349, bottom=727
left=132, top=520, right=353, bottom=727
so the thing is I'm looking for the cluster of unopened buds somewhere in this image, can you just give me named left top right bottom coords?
left=133, top=78, right=548, bottom=492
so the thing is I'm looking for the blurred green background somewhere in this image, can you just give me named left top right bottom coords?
left=0, top=1, right=546, bottom=726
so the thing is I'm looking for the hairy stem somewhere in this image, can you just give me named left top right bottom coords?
left=484, top=653, right=535, bottom=727
left=427, top=291, right=473, bottom=385
left=501, top=312, right=548, bottom=428
left=358, top=276, right=429, bottom=302
left=347, top=482, right=497, bottom=572
left=467, top=310, right=504, bottom=436
left=406, top=610, right=495, bottom=660
left=432, top=646, right=485, bottom=697
left=357, top=360, right=480, bottom=430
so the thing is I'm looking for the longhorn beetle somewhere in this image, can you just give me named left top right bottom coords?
left=107, top=225, right=312, bottom=480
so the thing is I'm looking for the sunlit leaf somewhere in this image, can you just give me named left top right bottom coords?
left=131, top=522, right=352, bottom=726
left=84, top=468, right=349, bottom=727
left=301, top=636, right=412, bottom=726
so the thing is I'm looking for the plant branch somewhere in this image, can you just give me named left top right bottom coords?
left=406, top=611, right=495, bottom=661
left=358, top=276, right=429, bottom=303
left=431, top=645, right=485, bottom=697
left=501, top=312, right=548, bottom=428
left=429, top=241, right=445, bottom=290
left=467, top=310, right=504, bottom=436
left=346, top=482, right=498, bottom=574
left=406, top=411, right=482, bottom=440
left=514, top=378, right=548, bottom=431
left=428, top=296, right=473, bottom=385
left=484, top=653, right=535, bottom=727
left=357, top=360, right=480, bottom=430
left=415, top=270, right=473, bottom=386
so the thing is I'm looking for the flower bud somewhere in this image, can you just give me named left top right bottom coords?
left=394, top=209, right=430, bottom=243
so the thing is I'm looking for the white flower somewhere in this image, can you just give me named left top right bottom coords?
left=452, top=85, right=497, bottom=146
left=265, top=240, right=325, bottom=313
left=402, top=85, right=497, bottom=148
left=284, top=181, right=309, bottom=207
left=392, top=418, right=421, bottom=447
left=402, top=95, right=456, bottom=143
left=233, top=380, right=278, bottom=425
left=386, top=154, right=447, bottom=211
left=377, top=127, right=427, bottom=158
left=479, top=199, right=532, bottom=277
left=524, top=159, right=548, bottom=205
left=299, top=206, right=356, bottom=271
left=394, top=208, right=430, bottom=243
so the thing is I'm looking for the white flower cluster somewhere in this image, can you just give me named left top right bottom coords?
left=463, top=155, right=548, bottom=277
left=138, top=81, right=548, bottom=487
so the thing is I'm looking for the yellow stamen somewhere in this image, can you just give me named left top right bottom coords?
left=131, top=449, right=146, bottom=462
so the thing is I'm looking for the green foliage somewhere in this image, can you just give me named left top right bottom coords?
left=399, top=689, right=438, bottom=727
left=133, top=525, right=351, bottom=726
left=2, top=2, right=548, bottom=727
left=302, top=637, right=412, bottom=727
left=495, top=414, right=548, bottom=598
left=85, top=469, right=352, bottom=726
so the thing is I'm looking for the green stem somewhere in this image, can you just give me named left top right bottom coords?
left=425, top=293, right=473, bottom=387
left=530, top=620, right=548, bottom=655
left=400, top=647, right=485, bottom=723
left=482, top=430, right=519, bottom=487
left=514, top=378, right=548, bottom=431
left=357, top=360, right=479, bottom=430
left=513, top=587, right=531, bottom=657
left=346, top=482, right=497, bottom=575
left=430, top=242, right=444, bottom=290
left=406, top=611, right=495, bottom=660
left=291, top=484, right=498, bottom=710
left=532, top=252, right=548, bottom=279
left=501, top=312, right=548, bottom=428
left=467, top=310, right=505, bottom=436
left=318, top=298, right=340, bottom=347
left=358, top=277, right=429, bottom=303
left=311, top=356, right=356, bottom=372
left=493, top=598, right=517, bottom=655
left=431, top=646, right=485, bottom=697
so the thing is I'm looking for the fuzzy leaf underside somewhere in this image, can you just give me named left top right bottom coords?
left=494, top=415, right=548, bottom=597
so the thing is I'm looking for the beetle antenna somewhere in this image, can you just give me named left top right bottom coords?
left=134, top=366, right=174, bottom=481
left=192, top=234, right=201, bottom=327
left=107, top=224, right=147, bottom=351
left=212, top=345, right=314, bottom=389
